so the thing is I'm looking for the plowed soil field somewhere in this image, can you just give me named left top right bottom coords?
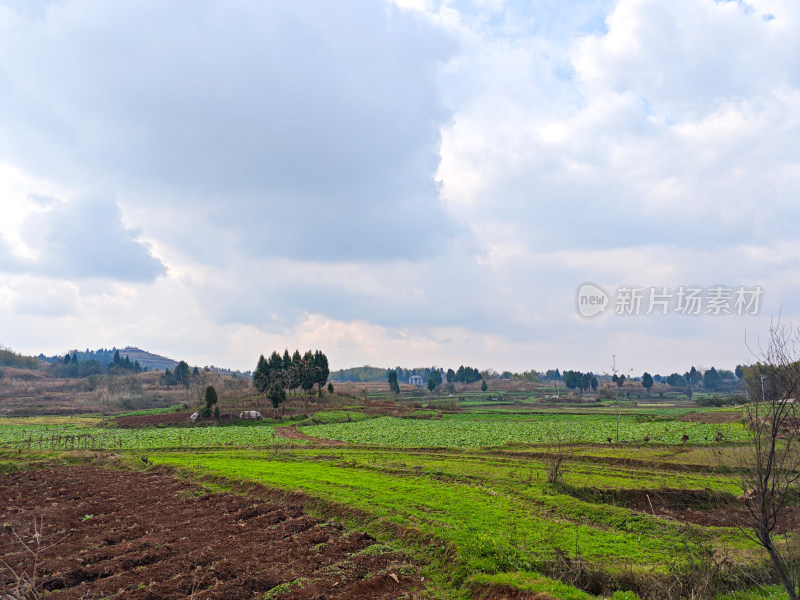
left=112, top=412, right=195, bottom=427
left=0, top=465, right=422, bottom=599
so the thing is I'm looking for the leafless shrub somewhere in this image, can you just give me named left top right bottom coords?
left=544, top=423, right=574, bottom=484
left=736, top=319, right=800, bottom=599
left=1, top=517, right=67, bottom=600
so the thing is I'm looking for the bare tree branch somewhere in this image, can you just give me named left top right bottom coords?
left=737, top=319, right=800, bottom=599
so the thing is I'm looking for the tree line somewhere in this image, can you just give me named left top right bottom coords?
left=446, top=366, right=482, bottom=384
left=253, top=349, right=330, bottom=410
left=387, top=364, right=483, bottom=393
left=49, top=350, right=144, bottom=379
left=108, top=350, right=144, bottom=374
left=159, top=360, right=192, bottom=389
left=329, top=365, right=388, bottom=382
left=563, top=370, right=599, bottom=394
left=545, top=365, right=743, bottom=395
left=662, top=366, right=741, bottom=392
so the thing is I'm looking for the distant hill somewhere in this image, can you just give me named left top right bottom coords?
left=0, top=346, right=46, bottom=370
left=109, top=347, right=179, bottom=371
left=42, top=347, right=179, bottom=372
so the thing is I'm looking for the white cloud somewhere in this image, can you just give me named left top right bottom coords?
left=3, top=276, right=79, bottom=316
left=0, top=0, right=458, bottom=262
left=574, top=0, right=800, bottom=117
left=15, top=196, right=166, bottom=282
left=0, top=0, right=799, bottom=375
left=0, top=162, right=74, bottom=259
left=437, top=0, right=800, bottom=255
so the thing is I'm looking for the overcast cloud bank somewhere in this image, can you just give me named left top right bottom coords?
left=0, top=0, right=798, bottom=374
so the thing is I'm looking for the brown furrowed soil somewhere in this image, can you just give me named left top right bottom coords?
left=112, top=412, right=196, bottom=427
left=0, top=465, right=422, bottom=599
left=617, top=488, right=800, bottom=533
left=274, top=425, right=347, bottom=446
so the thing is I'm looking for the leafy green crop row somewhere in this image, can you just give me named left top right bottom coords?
left=303, top=415, right=747, bottom=448
left=0, top=423, right=295, bottom=450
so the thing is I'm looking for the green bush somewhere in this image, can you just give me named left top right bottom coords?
left=695, top=395, right=744, bottom=407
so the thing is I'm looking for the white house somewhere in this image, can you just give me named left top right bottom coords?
left=409, top=374, right=423, bottom=387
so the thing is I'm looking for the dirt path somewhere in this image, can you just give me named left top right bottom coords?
left=0, top=465, right=421, bottom=599
left=275, top=424, right=348, bottom=446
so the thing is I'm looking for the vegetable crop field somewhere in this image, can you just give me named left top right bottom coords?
left=0, top=419, right=294, bottom=451
left=0, top=401, right=790, bottom=599
left=302, top=412, right=748, bottom=447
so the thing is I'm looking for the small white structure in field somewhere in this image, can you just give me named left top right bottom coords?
left=409, top=375, right=423, bottom=387
left=239, top=410, right=263, bottom=420
left=189, top=412, right=199, bottom=422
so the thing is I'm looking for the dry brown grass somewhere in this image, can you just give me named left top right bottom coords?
left=0, top=369, right=186, bottom=416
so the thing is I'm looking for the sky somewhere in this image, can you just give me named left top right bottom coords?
left=0, top=0, right=798, bottom=376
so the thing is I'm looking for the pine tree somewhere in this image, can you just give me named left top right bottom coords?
left=565, top=371, right=579, bottom=390
left=268, top=382, right=286, bottom=410
left=703, top=367, right=720, bottom=391
left=253, top=355, right=270, bottom=395
left=173, top=361, right=191, bottom=393
left=427, top=368, right=442, bottom=389
left=204, top=385, right=218, bottom=407
left=642, top=372, right=654, bottom=396
left=268, top=351, right=284, bottom=387
left=313, top=350, right=329, bottom=395
left=301, top=351, right=315, bottom=392
left=387, top=370, right=400, bottom=394
left=283, top=349, right=292, bottom=370
left=160, top=368, right=175, bottom=388
left=202, top=385, right=218, bottom=418
left=290, top=350, right=303, bottom=390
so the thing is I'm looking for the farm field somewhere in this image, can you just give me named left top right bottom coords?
left=0, top=416, right=299, bottom=451
left=302, top=412, right=748, bottom=447
left=0, top=401, right=791, bottom=599
left=0, top=412, right=310, bottom=450
left=0, top=465, right=421, bottom=599
left=147, top=443, right=768, bottom=599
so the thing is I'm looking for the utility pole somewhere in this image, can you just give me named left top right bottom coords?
left=611, top=354, right=621, bottom=444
